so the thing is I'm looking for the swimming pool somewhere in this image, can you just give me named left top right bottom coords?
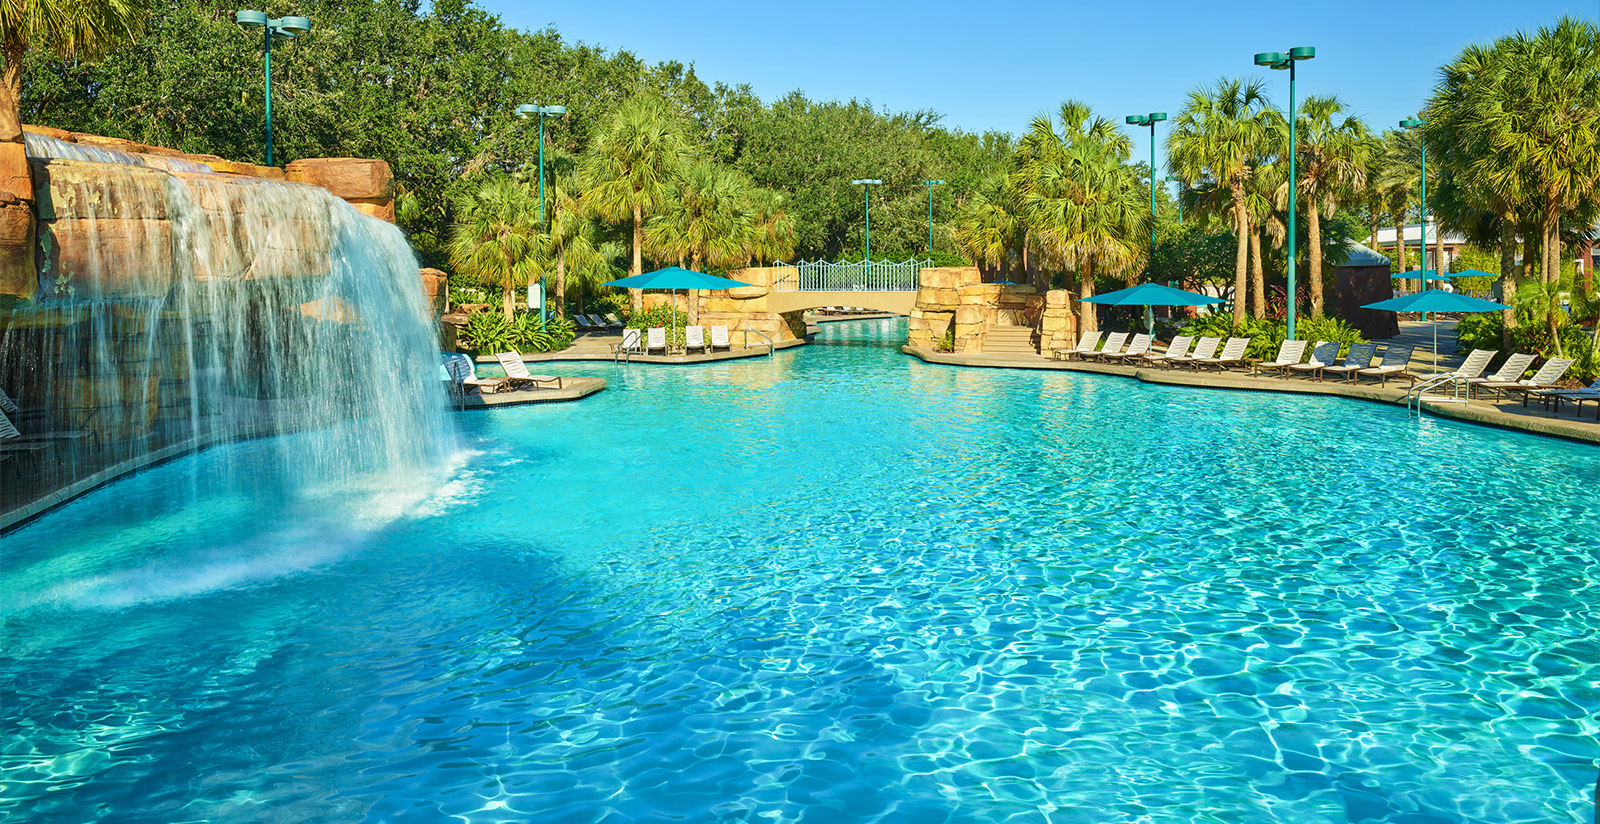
left=3, top=318, right=1597, bottom=823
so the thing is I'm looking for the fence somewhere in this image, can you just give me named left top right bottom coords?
left=771, top=258, right=930, bottom=292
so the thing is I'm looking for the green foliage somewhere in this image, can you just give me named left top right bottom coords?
left=460, top=309, right=573, bottom=353
left=936, top=320, right=955, bottom=353
left=626, top=304, right=689, bottom=349
left=1179, top=314, right=1367, bottom=360
left=1151, top=222, right=1237, bottom=290
left=461, top=310, right=516, bottom=354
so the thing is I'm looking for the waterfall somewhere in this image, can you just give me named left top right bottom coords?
left=1, top=143, right=454, bottom=524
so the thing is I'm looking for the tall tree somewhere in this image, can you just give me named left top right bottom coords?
left=1013, top=100, right=1145, bottom=333
left=645, top=159, right=766, bottom=324
left=1169, top=78, right=1275, bottom=324
left=449, top=179, right=545, bottom=321
left=1287, top=95, right=1369, bottom=317
left=581, top=93, right=688, bottom=311
left=1464, top=17, right=1600, bottom=286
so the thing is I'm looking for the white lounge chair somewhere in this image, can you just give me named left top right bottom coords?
left=613, top=328, right=644, bottom=361
left=1192, top=337, right=1250, bottom=371
left=1531, top=378, right=1600, bottom=416
left=1287, top=341, right=1340, bottom=379
left=1253, top=340, right=1308, bottom=377
left=1167, top=336, right=1220, bottom=369
left=710, top=325, right=732, bottom=352
left=1467, top=353, right=1536, bottom=398
left=1477, top=357, right=1575, bottom=403
left=1321, top=343, right=1378, bottom=383
left=1088, top=332, right=1129, bottom=362
left=442, top=353, right=507, bottom=395
left=495, top=352, right=562, bottom=390
left=1101, top=333, right=1152, bottom=363
left=1142, top=335, right=1192, bottom=366
left=1355, top=344, right=1416, bottom=386
left=685, top=325, right=710, bottom=354
left=646, top=327, right=669, bottom=355
left=1054, top=331, right=1102, bottom=361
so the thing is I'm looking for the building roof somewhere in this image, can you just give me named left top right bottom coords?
left=1370, top=222, right=1468, bottom=246
left=1339, top=241, right=1392, bottom=268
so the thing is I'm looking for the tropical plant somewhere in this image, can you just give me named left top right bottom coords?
left=1287, top=95, right=1370, bottom=317
left=460, top=309, right=516, bottom=354
left=1178, top=313, right=1366, bottom=361
left=625, top=303, right=688, bottom=350
left=449, top=179, right=546, bottom=321
left=1012, top=100, right=1146, bottom=333
left=645, top=159, right=775, bottom=324
left=581, top=93, right=689, bottom=311
left=1, top=0, right=144, bottom=130
left=1169, top=78, right=1277, bottom=324
left=954, top=172, right=1030, bottom=285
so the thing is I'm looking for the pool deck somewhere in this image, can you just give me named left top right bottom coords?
left=905, top=346, right=1600, bottom=446
left=450, top=376, right=607, bottom=409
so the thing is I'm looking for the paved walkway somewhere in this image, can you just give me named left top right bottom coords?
left=907, top=345, right=1600, bottom=446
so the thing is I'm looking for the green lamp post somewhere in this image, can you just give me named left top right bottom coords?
left=1254, top=46, right=1315, bottom=339
left=1400, top=118, right=1428, bottom=289
left=1164, top=176, right=1183, bottom=224
left=923, top=180, right=945, bottom=253
left=851, top=179, right=883, bottom=261
left=515, top=103, right=568, bottom=230
left=1125, top=112, right=1168, bottom=275
left=235, top=11, right=311, bottom=167
left=516, top=103, right=566, bottom=323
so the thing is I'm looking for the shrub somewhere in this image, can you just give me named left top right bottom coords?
left=627, top=304, right=689, bottom=350
left=1178, top=314, right=1367, bottom=360
left=461, top=310, right=515, bottom=354
left=461, top=310, right=575, bottom=354
left=936, top=321, right=955, bottom=352
left=1456, top=311, right=1598, bottom=382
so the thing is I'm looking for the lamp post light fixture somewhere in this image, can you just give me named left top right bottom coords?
left=515, top=104, right=567, bottom=229
left=235, top=11, right=311, bottom=167
left=1164, top=176, right=1183, bottom=224
left=923, top=180, right=946, bottom=253
left=850, top=179, right=883, bottom=261
left=515, top=103, right=567, bottom=323
left=1124, top=112, right=1168, bottom=274
left=1253, top=45, right=1314, bottom=338
left=1400, top=118, right=1428, bottom=290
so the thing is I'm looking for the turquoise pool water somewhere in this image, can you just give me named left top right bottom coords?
left=3, top=318, right=1597, bottom=823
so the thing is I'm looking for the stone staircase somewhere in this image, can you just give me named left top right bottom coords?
left=982, top=326, right=1037, bottom=355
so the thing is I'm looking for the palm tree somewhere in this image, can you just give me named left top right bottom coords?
left=448, top=179, right=545, bottom=321
left=1169, top=78, right=1275, bottom=324
left=745, top=187, right=797, bottom=266
left=1374, top=130, right=1421, bottom=280
left=1013, top=101, right=1145, bottom=334
left=1, top=0, right=144, bottom=131
left=540, top=168, right=606, bottom=319
left=1287, top=95, right=1370, bottom=317
left=1464, top=17, right=1600, bottom=286
left=581, top=94, right=688, bottom=311
left=645, top=160, right=763, bottom=324
left=954, top=174, right=1026, bottom=282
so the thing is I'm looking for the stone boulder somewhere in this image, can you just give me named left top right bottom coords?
left=286, top=158, right=392, bottom=200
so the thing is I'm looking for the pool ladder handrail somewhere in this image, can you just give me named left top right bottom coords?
left=742, top=328, right=775, bottom=357
left=1406, top=372, right=1468, bottom=416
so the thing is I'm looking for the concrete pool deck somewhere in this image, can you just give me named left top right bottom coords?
left=450, top=376, right=607, bottom=409
left=905, top=346, right=1600, bottom=446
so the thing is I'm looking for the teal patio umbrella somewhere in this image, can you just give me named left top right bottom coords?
left=1082, top=282, right=1226, bottom=333
left=1362, top=289, right=1510, bottom=372
left=605, top=266, right=754, bottom=346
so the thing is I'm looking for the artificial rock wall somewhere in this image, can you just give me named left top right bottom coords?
left=640, top=266, right=808, bottom=346
left=907, top=266, right=1047, bottom=353
left=1, top=126, right=400, bottom=304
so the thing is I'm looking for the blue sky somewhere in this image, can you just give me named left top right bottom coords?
left=484, top=0, right=1595, bottom=170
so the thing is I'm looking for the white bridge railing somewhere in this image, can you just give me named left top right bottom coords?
left=772, top=258, right=928, bottom=292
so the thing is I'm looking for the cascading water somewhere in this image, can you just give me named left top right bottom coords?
left=1, top=139, right=455, bottom=531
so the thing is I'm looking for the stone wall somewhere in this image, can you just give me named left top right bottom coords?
left=2, top=126, right=404, bottom=305
left=679, top=266, right=808, bottom=346
left=907, top=267, right=1044, bottom=353
left=1039, top=289, right=1078, bottom=352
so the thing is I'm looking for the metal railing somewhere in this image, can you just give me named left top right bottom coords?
left=1406, top=372, right=1469, bottom=416
left=771, top=258, right=929, bottom=292
left=743, top=328, right=774, bottom=357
